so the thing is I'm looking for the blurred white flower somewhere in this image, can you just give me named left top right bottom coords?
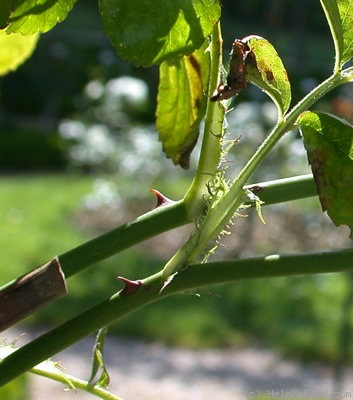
left=105, top=76, right=148, bottom=108
left=58, top=120, right=85, bottom=139
left=85, top=80, right=104, bottom=100
left=70, top=124, right=115, bottom=164
left=82, top=179, right=121, bottom=210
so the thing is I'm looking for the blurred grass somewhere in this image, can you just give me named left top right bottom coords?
left=0, top=174, right=93, bottom=285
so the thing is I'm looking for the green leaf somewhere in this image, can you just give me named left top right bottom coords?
left=243, top=35, right=291, bottom=116
left=99, top=0, right=221, bottom=66
left=320, top=0, right=353, bottom=68
left=88, top=327, right=110, bottom=388
left=0, top=1, right=11, bottom=29
left=6, top=0, right=77, bottom=34
left=156, top=42, right=209, bottom=168
left=0, top=31, right=39, bottom=76
left=297, top=111, right=353, bottom=237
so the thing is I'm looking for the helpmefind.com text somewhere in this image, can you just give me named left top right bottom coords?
left=246, top=389, right=352, bottom=399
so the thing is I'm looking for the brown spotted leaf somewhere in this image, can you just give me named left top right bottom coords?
left=243, top=35, right=291, bottom=116
left=298, top=111, right=353, bottom=238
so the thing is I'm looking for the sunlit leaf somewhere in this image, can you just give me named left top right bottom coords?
left=298, top=111, right=353, bottom=238
left=157, top=42, right=209, bottom=168
left=243, top=35, right=291, bottom=116
left=99, top=0, right=220, bottom=66
left=6, top=0, right=77, bottom=34
left=0, top=31, right=39, bottom=76
left=338, top=0, right=353, bottom=65
left=320, top=0, right=353, bottom=68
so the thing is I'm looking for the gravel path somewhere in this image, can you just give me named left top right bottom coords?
left=3, top=328, right=353, bottom=400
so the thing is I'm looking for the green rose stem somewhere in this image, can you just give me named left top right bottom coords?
left=163, top=66, right=351, bottom=277
left=184, top=22, right=227, bottom=218
left=245, top=174, right=316, bottom=205
left=59, top=199, right=188, bottom=278
left=0, top=174, right=316, bottom=333
left=31, top=364, right=123, bottom=400
left=0, top=200, right=189, bottom=332
left=1, top=247, right=353, bottom=386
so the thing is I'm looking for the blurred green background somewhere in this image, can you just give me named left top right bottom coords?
left=1, top=0, right=353, bottom=371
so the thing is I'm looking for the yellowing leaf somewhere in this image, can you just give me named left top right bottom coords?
left=0, top=31, right=39, bottom=76
left=156, top=43, right=209, bottom=168
left=298, top=111, right=353, bottom=238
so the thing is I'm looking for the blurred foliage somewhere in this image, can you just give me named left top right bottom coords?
left=0, top=129, right=68, bottom=171
left=0, top=175, right=92, bottom=284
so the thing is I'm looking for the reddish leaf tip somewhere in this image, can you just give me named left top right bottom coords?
left=210, top=39, right=250, bottom=102
left=150, top=189, right=174, bottom=208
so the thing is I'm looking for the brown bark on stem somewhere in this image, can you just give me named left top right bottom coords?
left=0, top=257, right=67, bottom=332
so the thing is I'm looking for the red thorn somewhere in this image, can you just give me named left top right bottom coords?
left=150, top=189, right=174, bottom=208
left=117, top=276, right=143, bottom=296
